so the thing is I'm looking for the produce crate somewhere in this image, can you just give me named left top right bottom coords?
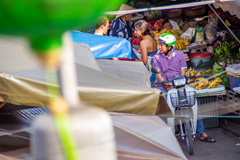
left=217, top=90, right=239, bottom=115
left=197, top=96, right=219, bottom=128
left=228, top=73, right=240, bottom=91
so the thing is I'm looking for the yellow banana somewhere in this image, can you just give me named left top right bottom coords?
left=196, top=72, right=201, bottom=77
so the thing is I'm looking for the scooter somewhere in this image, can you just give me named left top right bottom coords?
left=152, top=60, right=203, bottom=155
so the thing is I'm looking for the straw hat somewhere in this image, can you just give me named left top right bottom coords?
left=115, top=4, right=136, bottom=19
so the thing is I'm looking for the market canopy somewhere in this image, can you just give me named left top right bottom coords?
left=0, top=37, right=163, bottom=115
left=71, top=31, right=138, bottom=59
left=111, top=113, right=187, bottom=160
left=105, top=0, right=231, bottom=15
left=214, top=0, right=240, bottom=19
left=15, top=108, right=186, bottom=159
left=96, top=59, right=151, bottom=87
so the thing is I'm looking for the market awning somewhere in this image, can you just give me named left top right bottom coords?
left=0, top=37, right=162, bottom=115
left=214, top=0, right=240, bottom=19
left=96, top=59, right=151, bottom=87
left=111, top=113, right=187, bottom=160
left=71, top=31, right=138, bottom=59
left=105, top=0, right=231, bottom=15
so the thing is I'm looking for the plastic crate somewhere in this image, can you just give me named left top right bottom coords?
left=218, top=90, right=239, bottom=115
left=197, top=96, right=219, bottom=128
left=228, top=73, right=240, bottom=91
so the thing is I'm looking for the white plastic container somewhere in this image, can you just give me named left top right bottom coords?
left=31, top=105, right=117, bottom=160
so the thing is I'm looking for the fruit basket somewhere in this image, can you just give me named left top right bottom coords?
left=162, top=9, right=182, bottom=18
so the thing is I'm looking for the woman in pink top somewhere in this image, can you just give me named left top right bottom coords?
left=134, top=20, right=157, bottom=86
left=134, top=20, right=157, bottom=66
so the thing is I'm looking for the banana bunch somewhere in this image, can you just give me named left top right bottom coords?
left=202, top=69, right=213, bottom=75
left=187, top=68, right=222, bottom=90
left=190, top=82, right=197, bottom=88
left=192, top=77, right=222, bottom=90
left=154, top=31, right=162, bottom=42
left=174, top=40, right=186, bottom=50
left=186, top=67, right=197, bottom=77
left=189, top=76, right=208, bottom=90
left=195, top=79, right=209, bottom=90
left=154, top=29, right=190, bottom=50
left=213, top=62, right=224, bottom=74
left=182, top=36, right=190, bottom=45
left=236, top=48, right=240, bottom=62
left=213, top=62, right=230, bottom=89
left=196, top=77, right=204, bottom=81
left=208, top=81, right=217, bottom=89
left=225, top=19, right=231, bottom=27
left=214, top=77, right=222, bottom=85
left=174, top=36, right=190, bottom=50
left=155, top=28, right=181, bottom=40
left=213, top=41, right=235, bottom=63
left=208, top=78, right=222, bottom=89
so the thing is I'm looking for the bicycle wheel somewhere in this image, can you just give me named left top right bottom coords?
left=184, top=118, right=194, bottom=155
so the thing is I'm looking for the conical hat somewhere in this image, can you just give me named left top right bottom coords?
left=115, top=4, right=136, bottom=19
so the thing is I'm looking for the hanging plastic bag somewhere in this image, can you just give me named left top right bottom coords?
left=204, top=17, right=218, bottom=41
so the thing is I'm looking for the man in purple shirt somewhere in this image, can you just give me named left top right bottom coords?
left=153, top=49, right=187, bottom=91
left=153, top=33, right=216, bottom=143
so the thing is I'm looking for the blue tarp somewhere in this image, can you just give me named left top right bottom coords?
left=71, top=31, right=138, bottom=59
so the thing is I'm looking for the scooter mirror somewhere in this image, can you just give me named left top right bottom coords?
left=151, top=67, right=161, bottom=74
left=193, top=60, right=203, bottom=69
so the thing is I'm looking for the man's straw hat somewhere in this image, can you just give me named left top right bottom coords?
left=115, top=4, right=136, bottom=19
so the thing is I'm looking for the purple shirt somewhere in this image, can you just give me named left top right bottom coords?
left=153, top=49, right=187, bottom=90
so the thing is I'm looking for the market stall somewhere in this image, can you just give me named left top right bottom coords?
left=104, top=0, right=240, bottom=127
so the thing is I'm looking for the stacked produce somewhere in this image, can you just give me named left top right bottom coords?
left=185, top=67, right=197, bottom=77
left=186, top=68, right=222, bottom=90
left=174, top=36, right=190, bottom=50
left=144, top=10, right=162, bottom=19
left=212, top=40, right=240, bottom=90
left=202, top=69, right=213, bottom=75
left=132, top=35, right=142, bottom=45
left=148, top=23, right=154, bottom=30
left=153, top=19, right=164, bottom=31
left=213, top=41, right=239, bottom=63
left=213, top=62, right=229, bottom=89
left=155, top=28, right=180, bottom=40
left=154, top=28, right=190, bottom=50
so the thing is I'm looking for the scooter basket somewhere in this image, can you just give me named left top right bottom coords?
left=170, top=91, right=196, bottom=108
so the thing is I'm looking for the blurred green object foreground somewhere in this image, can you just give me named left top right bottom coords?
left=0, top=0, right=123, bottom=54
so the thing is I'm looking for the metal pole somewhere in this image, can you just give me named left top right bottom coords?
left=60, top=32, right=81, bottom=108
left=208, top=4, right=240, bottom=44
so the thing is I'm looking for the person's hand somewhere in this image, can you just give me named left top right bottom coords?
left=165, top=86, right=173, bottom=91
left=112, top=58, right=119, bottom=60
left=133, top=48, right=140, bottom=53
left=133, top=48, right=137, bottom=52
left=135, top=58, right=142, bottom=62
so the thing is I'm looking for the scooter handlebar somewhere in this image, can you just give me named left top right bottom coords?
left=155, top=76, right=196, bottom=87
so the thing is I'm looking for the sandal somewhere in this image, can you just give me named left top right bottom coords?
left=200, top=136, right=216, bottom=143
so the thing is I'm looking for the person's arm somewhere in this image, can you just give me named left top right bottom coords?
left=180, top=52, right=187, bottom=76
left=140, top=41, right=148, bottom=65
left=153, top=55, right=165, bottom=82
left=181, top=68, right=186, bottom=76
left=156, top=72, right=173, bottom=90
left=156, top=73, right=165, bottom=82
left=153, top=55, right=162, bottom=79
